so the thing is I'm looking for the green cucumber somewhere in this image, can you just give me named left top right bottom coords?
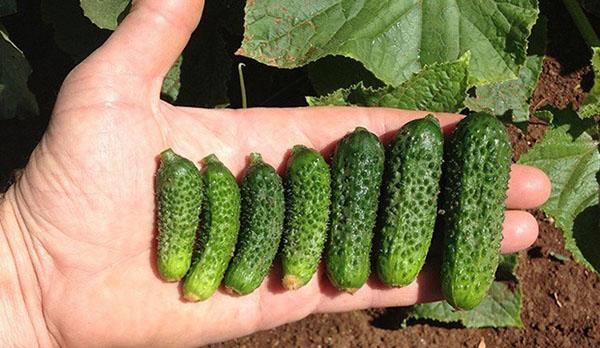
left=326, top=127, right=385, bottom=292
left=183, top=155, right=241, bottom=301
left=223, top=153, right=285, bottom=295
left=441, top=113, right=511, bottom=310
left=281, top=145, right=331, bottom=290
left=155, top=149, right=203, bottom=282
left=376, top=115, right=443, bottom=286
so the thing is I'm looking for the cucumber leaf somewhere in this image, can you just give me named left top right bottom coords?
left=239, top=0, right=539, bottom=87
left=405, top=282, right=523, bottom=328
left=0, top=27, right=39, bottom=119
left=519, top=110, right=600, bottom=272
left=464, top=55, right=543, bottom=123
left=80, top=0, right=130, bottom=30
left=405, top=254, right=523, bottom=329
left=578, top=47, right=600, bottom=119
left=464, top=15, right=547, bottom=123
left=307, top=54, right=470, bottom=113
left=161, top=56, right=182, bottom=103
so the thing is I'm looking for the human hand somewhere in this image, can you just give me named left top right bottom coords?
left=0, top=0, right=551, bottom=346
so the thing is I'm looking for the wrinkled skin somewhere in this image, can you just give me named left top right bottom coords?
left=0, top=0, right=551, bottom=346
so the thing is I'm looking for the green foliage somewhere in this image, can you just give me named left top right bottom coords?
left=239, top=0, right=539, bottom=87
left=405, top=253, right=522, bottom=327
left=0, top=27, right=38, bottom=119
left=307, top=55, right=470, bottom=113
left=161, top=56, right=182, bottom=103
left=405, top=281, right=523, bottom=328
left=80, top=0, right=129, bottom=30
left=465, top=55, right=543, bottom=122
left=579, top=47, right=600, bottom=118
left=464, top=16, right=547, bottom=123
left=519, top=110, right=600, bottom=273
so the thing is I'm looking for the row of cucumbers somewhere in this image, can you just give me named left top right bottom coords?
left=156, top=113, right=511, bottom=310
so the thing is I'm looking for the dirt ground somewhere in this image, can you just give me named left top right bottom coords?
left=1, top=1, right=599, bottom=347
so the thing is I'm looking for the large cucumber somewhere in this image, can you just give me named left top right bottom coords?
left=441, top=113, right=511, bottom=310
left=326, top=127, right=385, bottom=292
left=281, top=145, right=331, bottom=290
left=183, top=155, right=241, bottom=301
left=155, top=149, right=203, bottom=282
left=376, top=115, right=443, bottom=286
left=223, top=153, right=285, bottom=295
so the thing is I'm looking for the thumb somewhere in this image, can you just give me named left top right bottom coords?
left=86, top=0, right=204, bottom=81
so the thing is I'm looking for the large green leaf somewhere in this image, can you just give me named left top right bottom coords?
left=80, top=0, right=130, bottom=30
left=0, top=28, right=38, bottom=119
left=579, top=47, right=600, bottom=118
left=239, top=0, right=539, bottom=87
left=404, top=254, right=522, bottom=328
left=405, top=282, right=522, bottom=328
left=465, top=55, right=543, bottom=122
left=464, top=15, right=546, bottom=122
left=307, top=54, right=469, bottom=113
left=519, top=111, right=600, bottom=272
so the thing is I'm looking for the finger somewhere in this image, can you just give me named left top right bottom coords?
left=506, top=164, right=552, bottom=209
left=315, top=262, right=441, bottom=313
left=501, top=210, right=539, bottom=253
left=91, top=0, right=204, bottom=78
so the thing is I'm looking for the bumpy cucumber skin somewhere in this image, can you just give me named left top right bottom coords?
left=223, top=153, right=285, bottom=295
left=281, top=145, right=331, bottom=290
left=376, top=115, right=443, bottom=286
left=183, top=155, right=241, bottom=301
left=326, top=127, right=385, bottom=292
left=441, top=113, right=511, bottom=310
left=156, top=149, right=203, bottom=282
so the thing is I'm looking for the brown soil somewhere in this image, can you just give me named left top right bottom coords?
left=210, top=53, right=600, bottom=348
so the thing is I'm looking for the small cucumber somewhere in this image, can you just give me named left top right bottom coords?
left=326, top=127, right=385, bottom=292
left=376, top=115, right=443, bottom=286
left=223, top=153, right=285, bottom=295
left=183, top=155, right=241, bottom=301
left=281, top=145, right=331, bottom=290
left=441, top=113, right=511, bottom=310
left=155, top=149, right=203, bottom=282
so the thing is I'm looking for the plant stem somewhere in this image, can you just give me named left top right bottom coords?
left=238, top=63, right=247, bottom=109
left=562, top=0, right=600, bottom=47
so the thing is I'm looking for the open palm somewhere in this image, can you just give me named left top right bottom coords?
left=2, top=1, right=551, bottom=346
